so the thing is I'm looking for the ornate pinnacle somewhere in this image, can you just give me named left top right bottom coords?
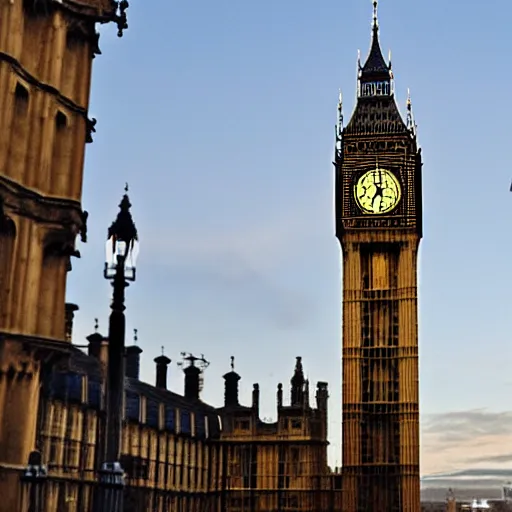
left=406, top=89, right=417, bottom=136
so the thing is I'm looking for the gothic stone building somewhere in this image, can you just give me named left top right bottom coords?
left=217, top=356, right=342, bottom=512
left=0, top=0, right=128, bottom=509
left=15, top=319, right=341, bottom=512
left=20, top=331, right=224, bottom=511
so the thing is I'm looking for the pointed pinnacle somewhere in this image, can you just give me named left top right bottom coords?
left=372, top=0, right=379, bottom=29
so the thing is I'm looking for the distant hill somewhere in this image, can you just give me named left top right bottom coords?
left=421, top=469, right=512, bottom=502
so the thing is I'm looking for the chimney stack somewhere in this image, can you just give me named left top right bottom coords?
left=64, top=303, right=79, bottom=342
left=252, top=383, right=260, bottom=415
left=87, top=319, right=108, bottom=362
left=125, top=330, right=142, bottom=380
left=316, top=381, right=329, bottom=440
left=184, top=365, right=201, bottom=400
left=316, top=381, right=329, bottom=410
left=179, top=353, right=209, bottom=401
left=126, top=346, right=143, bottom=380
left=223, top=356, right=240, bottom=407
left=154, top=353, right=171, bottom=390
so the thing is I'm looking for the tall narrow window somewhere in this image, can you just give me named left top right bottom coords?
left=37, top=242, right=67, bottom=338
left=9, top=84, right=30, bottom=179
left=0, top=218, right=16, bottom=328
left=15, top=84, right=29, bottom=112
left=52, top=111, right=72, bottom=196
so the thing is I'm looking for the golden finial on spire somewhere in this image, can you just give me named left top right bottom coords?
left=407, top=88, right=412, bottom=109
left=94, top=318, right=99, bottom=332
left=133, top=328, right=138, bottom=344
left=230, top=356, right=235, bottom=371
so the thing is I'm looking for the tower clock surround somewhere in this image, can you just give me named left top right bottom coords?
left=334, top=1, right=422, bottom=511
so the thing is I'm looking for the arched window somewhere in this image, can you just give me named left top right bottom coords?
left=15, top=83, right=29, bottom=110
left=55, top=111, right=67, bottom=130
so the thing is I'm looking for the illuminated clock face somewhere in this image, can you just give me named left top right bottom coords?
left=354, top=168, right=401, bottom=215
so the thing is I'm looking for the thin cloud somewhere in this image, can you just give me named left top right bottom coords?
left=422, top=410, right=512, bottom=475
left=141, top=200, right=324, bottom=272
left=464, top=454, right=512, bottom=465
left=140, top=209, right=321, bottom=330
left=423, top=410, right=512, bottom=441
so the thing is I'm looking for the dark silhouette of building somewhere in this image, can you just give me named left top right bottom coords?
left=334, top=1, right=423, bottom=511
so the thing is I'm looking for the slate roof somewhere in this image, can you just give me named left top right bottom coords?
left=345, top=96, right=408, bottom=135
left=360, top=26, right=391, bottom=80
left=50, top=345, right=222, bottom=438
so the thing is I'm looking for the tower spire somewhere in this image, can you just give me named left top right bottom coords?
left=358, top=0, right=393, bottom=97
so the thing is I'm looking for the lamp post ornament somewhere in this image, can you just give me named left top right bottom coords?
left=98, top=185, right=139, bottom=512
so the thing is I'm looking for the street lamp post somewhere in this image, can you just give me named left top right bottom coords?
left=98, top=186, right=138, bottom=512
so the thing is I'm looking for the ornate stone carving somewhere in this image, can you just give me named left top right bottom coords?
left=92, top=31, right=102, bottom=58
left=80, top=210, right=88, bottom=243
left=115, top=0, right=129, bottom=37
left=86, top=118, right=97, bottom=144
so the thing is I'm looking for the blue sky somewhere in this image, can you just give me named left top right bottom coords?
left=68, top=0, right=512, bottom=475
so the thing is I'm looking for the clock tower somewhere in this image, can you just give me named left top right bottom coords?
left=334, top=2, right=422, bottom=512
